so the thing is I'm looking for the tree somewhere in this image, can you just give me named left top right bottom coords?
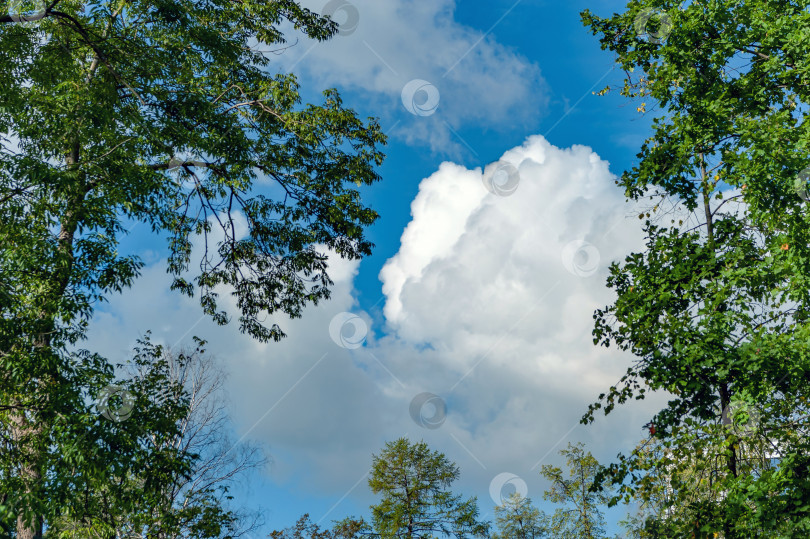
left=615, top=436, right=682, bottom=539
left=367, top=438, right=489, bottom=539
left=43, top=336, right=267, bottom=539
left=126, top=341, right=268, bottom=539
left=24, top=336, right=197, bottom=539
left=539, top=443, right=610, bottom=539
left=0, top=0, right=385, bottom=536
left=492, top=493, right=548, bottom=539
left=620, top=430, right=784, bottom=538
left=580, top=1, right=810, bottom=536
left=269, top=514, right=370, bottom=539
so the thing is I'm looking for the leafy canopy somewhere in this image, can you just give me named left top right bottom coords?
left=368, top=438, right=489, bottom=539
left=0, top=0, right=385, bottom=536
left=539, top=443, right=611, bottom=539
left=0, top=0, right=386, bottom=345
left=492, top=493, right=548, bottom=539
left=581, top=0, right=810, bottom=536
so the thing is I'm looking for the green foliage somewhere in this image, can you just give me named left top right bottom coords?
left=270, top=514, right=372, bottom=539
left=367, top=438, right=489, bottom=539
left=0, top=0, right=385, bottom=345
left=2, top=335, right=194, bottom=537
left=617, top=433, right=778, bottom=538
left=539, top=443, right=611, bottom=539
left=0, top=0, right=385, bottom=535
left=581, top=0, right=810, bottom=536
left=492, top=493, right=548, bottom=539
left=36, top=335, right=261, bottom=539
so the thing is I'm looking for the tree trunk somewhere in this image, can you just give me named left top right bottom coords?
left=15, top=143, right=83, bottom=539
left=11, top=410, right=43, bottom=539
left=701, top=154, right=737, bottom=539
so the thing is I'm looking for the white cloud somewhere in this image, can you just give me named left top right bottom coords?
left=382, top=135, right=641, bottom=345
left=380, top=161, right=487, bottom=324
left=281, top=0, right=547, bottom=151
left=362, top=136, right=663, bottom=498
left=85, top=134, right=668, bottom=520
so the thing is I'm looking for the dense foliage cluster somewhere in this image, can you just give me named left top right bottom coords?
left=0, top=0, right=384, bottom=536
left=581, top=0, right=810, bottom=536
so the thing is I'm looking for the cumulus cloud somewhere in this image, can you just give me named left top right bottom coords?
left=367, top=135, right=662, bottom=497
left=280, top=0, right=547, bottom=152
left=85, top=134, right=668, bottom=521
left=380, top=161, right=487, bottom=324
left=382, top=135, right=641, bottom=343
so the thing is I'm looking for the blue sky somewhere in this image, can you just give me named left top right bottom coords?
left=87, top=0, right=673, bottom=535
